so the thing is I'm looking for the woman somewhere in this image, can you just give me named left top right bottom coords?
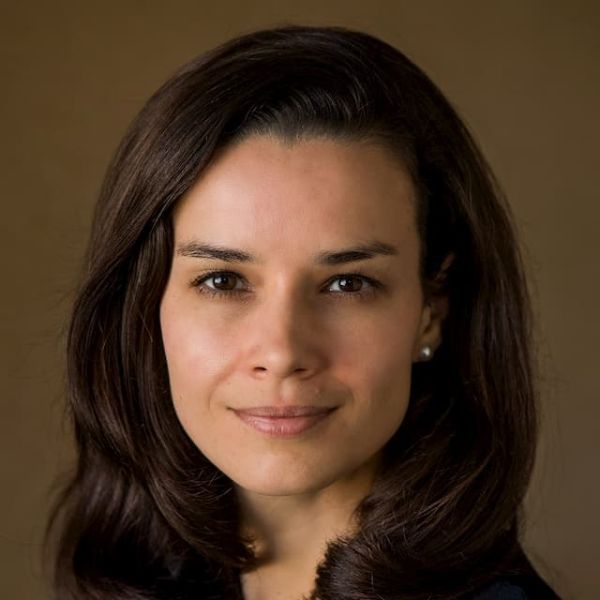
left=46, top=25, right=560, bottom=599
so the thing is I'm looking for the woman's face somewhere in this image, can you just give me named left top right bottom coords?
left=160, top=135, right=445, bottom=496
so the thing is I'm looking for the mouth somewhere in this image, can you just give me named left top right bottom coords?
left=232, top=406, right=337, bottom=438
left=233, top=405, right=335, bottom=417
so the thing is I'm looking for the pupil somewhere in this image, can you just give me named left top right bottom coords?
left=215, top=275, right=235, bottom=290
left=341, top=277, right=359, bottom=291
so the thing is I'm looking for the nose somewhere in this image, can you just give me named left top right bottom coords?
left=245, top=285, right=325, bottom=381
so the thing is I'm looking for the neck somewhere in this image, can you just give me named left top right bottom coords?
left=236, top=453, right=381, bottom=600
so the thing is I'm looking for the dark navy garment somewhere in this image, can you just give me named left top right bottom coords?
left=472, top=575, right=561, bottom=599
left=473, top=581, right=528, bottom=599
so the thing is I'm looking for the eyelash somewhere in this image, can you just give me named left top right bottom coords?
left=189, top=270, right=383, bottom=302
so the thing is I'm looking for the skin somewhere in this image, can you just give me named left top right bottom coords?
left=159, top=135, right=450, bottom=600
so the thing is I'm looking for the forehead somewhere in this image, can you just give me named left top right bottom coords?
left=172, top=135, right=418, bottom=260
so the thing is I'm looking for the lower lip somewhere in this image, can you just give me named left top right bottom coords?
left=233, top=410, right=336, bottom=438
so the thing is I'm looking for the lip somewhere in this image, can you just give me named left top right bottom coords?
left=234, top=405, right=334, bottom=417
left=232, top=406, right=337, bottom=438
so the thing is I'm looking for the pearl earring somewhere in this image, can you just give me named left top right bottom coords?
left=419, top=345, right=433, bottom=361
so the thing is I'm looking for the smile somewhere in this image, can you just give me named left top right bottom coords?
left=232, top=408, right=337, bottom=438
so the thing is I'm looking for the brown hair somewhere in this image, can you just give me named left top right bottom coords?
left=46, top=24, right=544, bottom=599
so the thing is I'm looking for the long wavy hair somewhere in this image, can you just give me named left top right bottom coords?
left=46, top=24, right=544, bottom=599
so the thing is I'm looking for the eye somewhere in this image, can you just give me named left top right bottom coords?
left=327, top=274, right=375, bottom=295
left=190, top=270, right=383, bottom=301
left=190, top=271, right=246, bottom=298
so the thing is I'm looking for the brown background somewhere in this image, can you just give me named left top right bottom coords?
left=1, top=1, right=598, bottom=598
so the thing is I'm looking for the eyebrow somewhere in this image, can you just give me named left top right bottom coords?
left=176, top=239, right=398, bottom=265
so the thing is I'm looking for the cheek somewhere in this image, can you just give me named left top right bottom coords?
left=330, top=306, right=420, bottom=440
left=333, top=305, right=419, bottom=392
left=159, top=296, right=238, bottom=412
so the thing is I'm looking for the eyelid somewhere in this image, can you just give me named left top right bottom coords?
left=191, top=271, right=246, bottom=293
left=189, top=269, right=383, bottom=300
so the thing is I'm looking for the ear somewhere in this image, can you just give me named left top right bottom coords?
left=412, top=253, right=454, bottom=363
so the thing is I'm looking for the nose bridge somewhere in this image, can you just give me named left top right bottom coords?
left=247, top=275, right=320, bottom=379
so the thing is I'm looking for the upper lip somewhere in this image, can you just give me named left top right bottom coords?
left=233, top=405, right=336, bottom=417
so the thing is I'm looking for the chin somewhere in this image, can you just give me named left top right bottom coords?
left=231, top=464, right=340, bottom=497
